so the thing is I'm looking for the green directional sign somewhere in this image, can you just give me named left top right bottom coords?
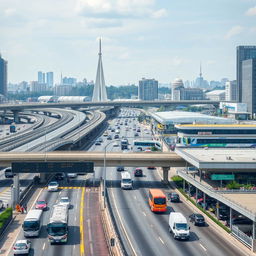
left=211, top=174, right=235, bottom=181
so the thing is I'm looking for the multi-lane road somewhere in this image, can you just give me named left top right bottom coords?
left=1, top=108, right=251, bottom=256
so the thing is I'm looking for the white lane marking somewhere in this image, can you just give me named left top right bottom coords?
left=73, top=244, right=76, bottom=251
left=75, top=216, right=77, bottom=222
left=111, top=188, right=138, bottom=256
left=142, top=211, right=146, bottom=217
left=42, top=242, right=46, bottom=250
left=58, top=191, right=61, bottom=195
left=134, top=195, right=137, bottom=200
left=158, top=237, right=164, bottom=244
left=199, top=243, right=207, bottom=251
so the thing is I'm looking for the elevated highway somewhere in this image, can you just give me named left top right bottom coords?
left=0, top=99, right=224, bottom=111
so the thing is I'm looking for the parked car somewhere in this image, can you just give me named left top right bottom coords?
left=189, top=213, right=205, bottom=226
left=168, top=192, right=180, bottom=202
left=48, top=181, right=59, bottom=192
left=35, top=199, right=47, bottom=210
left=134, top=132, right=139, bottom=137
left=67, top=173, right=77, bottom=178
left=95, top=139, right=101, bottom=145
left=13, top=239, right=31, bottom=255
left=134, top=168, right=143, bottom=177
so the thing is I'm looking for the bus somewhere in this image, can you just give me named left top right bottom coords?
left=121, top=139, right=128, bottom=150
left=132, top=140, right=162, bottom=152
left=175, top=124, right=256, bottom=148
left=22, top=209, right=43, bottom=237
left=148, top=189, right=167, bottom=212
left=47, top=204, right=68, bottom=244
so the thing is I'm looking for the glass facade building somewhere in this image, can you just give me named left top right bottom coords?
left=138, top=78, right=158, bottom=100
left=0, top=55, right=7, bottom=96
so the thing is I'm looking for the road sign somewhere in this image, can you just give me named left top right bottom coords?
left=211, top=174, right=234, bottom=181
left=12, top=162, right=94, bottom=173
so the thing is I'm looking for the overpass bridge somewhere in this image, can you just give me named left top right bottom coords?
left=0, top=100, right=225, bottom=112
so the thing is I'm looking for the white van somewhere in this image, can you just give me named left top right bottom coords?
left=4, top=167, right=15, bottom=178
left=121, top=172, right=133, bottom=190
left=169, top=212, right=190, bottom=240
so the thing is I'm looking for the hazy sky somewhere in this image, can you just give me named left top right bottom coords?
left=1, top=0, right=256, bottom=85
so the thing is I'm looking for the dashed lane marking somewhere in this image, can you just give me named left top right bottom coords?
left=158, top=237, right=165, bottom=244
left=199, top=243, right=207, bottom=251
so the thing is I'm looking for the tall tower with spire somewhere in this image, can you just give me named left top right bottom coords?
left=92, top=38, right=108, bottom=102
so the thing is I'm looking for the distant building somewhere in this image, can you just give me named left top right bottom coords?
left=38, top=71, right=45, bottom=84
left=242, top=59, right=256, bottom=117
left=0, top=54, right=7, bottom=96
left=172, top=78, right=204, bottom=100
left=46, top=72, right=54, bottom=87
left=30, top=81, right=47, bottom=93
left=205, top=90, right=225, bottom=101
left=62, top=77, right=76, bottom=85
left=138, top=78, right=158, bottom=100
left=237, top=46, right=256, bottom=102
left=54, top=84, right=72, bottom=96
left=225, top=80, right=237, bottom=101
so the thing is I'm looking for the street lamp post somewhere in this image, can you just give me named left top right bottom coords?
left=103, top=139, right=120, bottom=208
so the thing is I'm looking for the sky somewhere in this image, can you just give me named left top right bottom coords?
left=1, top=0, right=256, bottom=85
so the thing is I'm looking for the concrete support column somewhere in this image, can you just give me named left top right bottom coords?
left=12, top=174, right=20, bottom=207
left=188, top=183, right=191, bottom=196
left=252, top=222, right=256, bottom=252
left=40, top=173, right=47, bottom=183
left=195, top=187, right=198, bottom=204
left=199, top=169, right=202, bottom=182
left=216, top=200, right=220, bottom=219
left=183, top=179, right=185, bottom=191
left=12, top=110, right=20, bottom=124
left=162, top=167, right=170, bottom=184
left=229, top=208, right=233, bottom=230
left=203, top=193, right=206, bottom=210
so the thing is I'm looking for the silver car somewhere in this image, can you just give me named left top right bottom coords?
left=13, top=239, right=31, bottom=255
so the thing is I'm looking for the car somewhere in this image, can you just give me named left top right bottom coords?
left=111, top=128, right=115, bottom=132
left=13, top=239, right=31, bottom=255
left=134, top=168, right=143, bottom=177
left=147, top=166, right=155, bottom=169
left=168, top=192, right=180, bottom=202
left=137, top=128, right=141, bottom=132
left=59, top=197, right=71, bottom=209
left=0, top=199, right=4, bottom=209
left=67, top=173, right=77, bottom=178
left=134, top=132, right=139, bottom=137
left=98, top=137, right=103, bottom=142
left=55, top=172, right=64, bottom=180
left=113, top=141, right=119, bottom=147
left=95, top=140, right=101, bottom=145
left=189, top=213, right=205, bottom=226
left=107, top=135, right=112, bottom=140
left=48, top=181, right=59, bottom=192
left=114, top=134, right=119, bottom=139
left=35, top=199, right=47, bottom=210
left=116, top=166, right=124, bottom=172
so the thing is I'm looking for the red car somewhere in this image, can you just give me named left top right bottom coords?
left=35, top=199, right=47, bottom=210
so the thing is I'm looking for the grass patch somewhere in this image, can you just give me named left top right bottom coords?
left=172, top=175, right=184, bottom=188
left=0, top=208, right=12, bottom=229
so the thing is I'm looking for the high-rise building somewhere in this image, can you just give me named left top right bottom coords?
left=237, top=46, right=256, bottom=102
left=46, top=72, right=54, bottom=87
left=225, top=80, right=237, bottom=101
left=241, top=59, right=256, bottom=117
left=138, top=78, right=158, bottom=100
left=0, top=54, right=7, bottom=96
left=38, top=71, right=45, bottom=84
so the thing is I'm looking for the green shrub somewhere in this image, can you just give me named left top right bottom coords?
left=226, top=181, right=241, bottom=190
left=172, top=176, right=184, bottom=188
left=0, top=208, right=12, bottom=229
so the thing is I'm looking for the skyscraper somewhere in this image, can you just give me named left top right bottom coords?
left=138, top=78, right=158, bottom=100
left=241, top=59, right=256, bottom=117
left=46, top=72, right=54, bottom=87
left=236, top=46, right=256, bottom=102
left=38, top=71, right=45, bottom=84
left=0, top=54, right=7, bottom=96
left=225, top=80, right=237, bottom=101
left=92, top=38, right=108, bottom=102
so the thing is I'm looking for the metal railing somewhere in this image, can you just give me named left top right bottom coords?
left=232, top=225, right=252, bottom=248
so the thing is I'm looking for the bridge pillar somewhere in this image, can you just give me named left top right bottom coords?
left=39, top=173, right=47, bottom=183
left=203, top=192, right=206, bottom=210
left=162, top=167, right=170, bottom=184
left=12, top=174, right=20, bottom=207
left=12, top=110, right=20, bottom=124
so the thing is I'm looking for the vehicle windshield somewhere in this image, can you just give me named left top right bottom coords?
left=195, top=215, right=204, bottom=220
left=47, top=224, right=67, bottom=236
left=37, top=201, right=46, bottom=204
left=49, top=182, right=57, bottom=186
left=15, top=243, right=27, bottom=248
left=61, top=199, right=69, bottom=203
left=23, top=221, right=40, bottom=231
left=123, top=179, right=132, bottom=183
left=154, top=198, right=166, bottom=205
left=176, top=223, right=188, bottom=230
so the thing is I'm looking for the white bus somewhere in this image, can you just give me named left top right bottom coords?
left=132, top=140, right=162, bottom=152
left=22, top=209, right=43, bottom=237
left=47, top=204, right=68, bottom=244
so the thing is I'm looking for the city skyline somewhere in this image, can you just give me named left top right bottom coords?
left=1, top=0, right=256, bottom=85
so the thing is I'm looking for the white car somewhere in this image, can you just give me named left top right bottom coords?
left=67, top=173, right=77, bottom=178
left=13, top=239, right=31, bottom=255
left=48, top=181, right=59, bottom=191
left=59, top=197, right=71, bottom=209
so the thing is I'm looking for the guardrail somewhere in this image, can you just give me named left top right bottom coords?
left=232, top=225, right=252, bottom=248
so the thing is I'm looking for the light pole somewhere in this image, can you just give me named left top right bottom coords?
left=103, top=139, right=120, bottom=208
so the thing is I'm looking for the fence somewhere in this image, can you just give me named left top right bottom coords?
left=231, top=225, right=252, bottom=248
